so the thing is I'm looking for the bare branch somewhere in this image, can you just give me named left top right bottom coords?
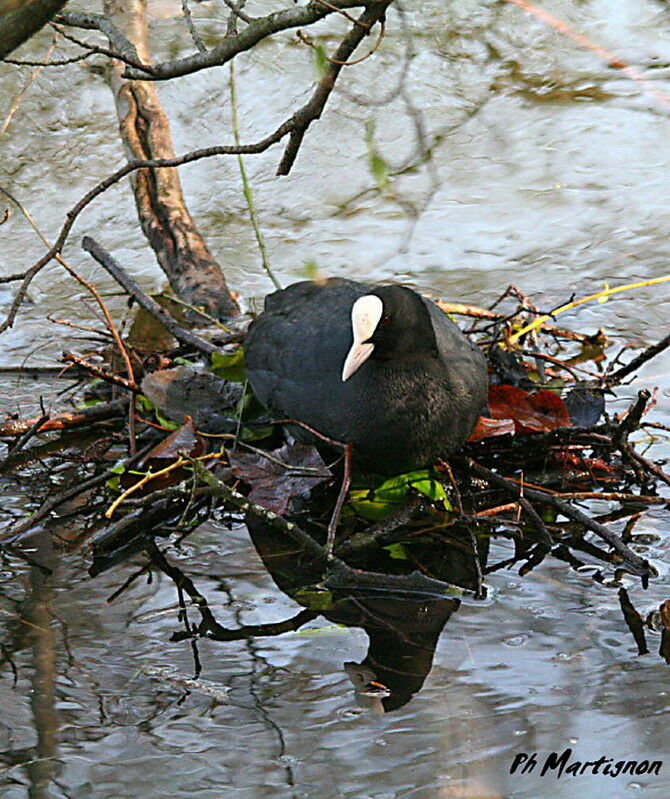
left=0, top=123, right=292, bottom=334
left=50, top=22, right=157, bottom=73
left=54, top=10, right=151, bottom=70
left=277, top=1, right=391, bottom=175
left=81, top=237, right=222, bottom=356
left=120, top=0, right=376, bottom=80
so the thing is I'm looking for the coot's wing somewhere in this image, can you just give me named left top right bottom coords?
left=423, top=297, right=488, bottom=416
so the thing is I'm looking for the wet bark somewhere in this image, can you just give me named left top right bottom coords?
left=103, top=0, right=239, bottom=320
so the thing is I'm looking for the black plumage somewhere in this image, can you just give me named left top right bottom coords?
left=244, top=279, right=488, bottom=474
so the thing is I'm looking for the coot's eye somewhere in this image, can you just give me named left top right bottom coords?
left=380, top=314, right=391, bottom=326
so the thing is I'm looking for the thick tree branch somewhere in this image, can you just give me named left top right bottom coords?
left=117, top=0, right=376, bottom=80
left=103, top=0, right=240, bottom=319
left=0, top=0, right=68, bottom=58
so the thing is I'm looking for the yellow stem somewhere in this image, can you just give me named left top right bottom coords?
left=104, top=451, right=226, bottom=518
left=508, top=275, right=670, bottom=344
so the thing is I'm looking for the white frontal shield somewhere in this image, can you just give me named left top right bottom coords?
left=342, top=294, right=383, bottom=381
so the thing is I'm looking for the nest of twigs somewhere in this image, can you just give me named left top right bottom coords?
left=1, top=240, right=669, bottom=623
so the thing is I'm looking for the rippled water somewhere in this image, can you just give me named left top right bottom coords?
left=1, top=1, right=670, bottom=797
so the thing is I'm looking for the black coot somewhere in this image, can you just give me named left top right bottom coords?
left=244, top=279, right=488, bottom=474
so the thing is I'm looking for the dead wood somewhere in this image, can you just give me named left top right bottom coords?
left=102, top=0, right=239, bottom=320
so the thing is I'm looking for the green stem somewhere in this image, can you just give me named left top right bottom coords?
left=229, top=61, right=282, bottom=291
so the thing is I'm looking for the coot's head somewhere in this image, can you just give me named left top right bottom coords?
left=342, top=285, right=438, bottom=381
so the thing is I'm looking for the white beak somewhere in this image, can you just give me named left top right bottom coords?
left=342, top=294, right=383, bottom=381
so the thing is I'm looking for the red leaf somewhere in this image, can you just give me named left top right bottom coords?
left=488, top=385, right=571, bottom=434
left=467, top=416, right=515, bottom=442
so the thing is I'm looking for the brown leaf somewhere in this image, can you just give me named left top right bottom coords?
left=121, top=419, right=205, bottom=493
left=229, top=443, right=332, bottom=514
left=139, top=418, right=204, bottom=465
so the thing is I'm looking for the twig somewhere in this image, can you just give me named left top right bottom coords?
left=620, top=445, right=670, bottom=489
left=54, top=11, right=152, bottom=71
left=81, top=237, right=221, bottom=355
left=0, top=398, right=128, bottom=437
left=1, top=39, right=57, bottom=135
left=0, top=436, right=153, bottom=543
left=0, top=186, right=138, bottom=451
left=7, top=414, right=50, bottom=455
left=325, top=18, right=384, bottom=66
left=608, top=332, right=670, bottom=383
left=62, top=352, right=140, bottom=393
left=313, top=0, right=370, bottom=27
left=104, top=452, right=226, bottom=518
left=468, top=527, right=485, bottom=599
left=0, top=271, right=27, bottom=284
left=276, top=2, right=391, bottom=176
left=181, top=0, right=207, bottom=54
left=442, top=460, right=463, bottom=513
left=0, top=123, right=294, bottom=334
left=460, top=459, right=553, bottom=547
left=463, top=457, right=652, bottom=577
left=508, top=276, right=670, bottom=344
left=119, top=0, right=376, bottom=80
left=333, top=495, right=422, bottom=558
left=613, top=390, right=651, bottom=446
left=222, top=0, right=251, bottom=31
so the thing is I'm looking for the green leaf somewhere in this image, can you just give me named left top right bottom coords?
left=350, top=470, right=450, bottom=520
left=210, top=348, right=246, bottom=382
left=293, top=587, right=335, bottom=612
left=239, top=424, right=274, bottom=442
left=313, top=44, right=328, bottom=78
left=541, top=506, right=558, bottom=523
left=136, top=394, right=155, bottom=413
left=365, top=119, right=390, bottom=191
left=369, top=152, right=390, bottom=190
left=136, top=395, right=180, bottom=430
left=76, top=397, right=104, bottom=409
left=383, top=542, right=409, bottom=560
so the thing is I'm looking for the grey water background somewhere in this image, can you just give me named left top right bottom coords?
left=1, top=0, right=670, bottom=797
